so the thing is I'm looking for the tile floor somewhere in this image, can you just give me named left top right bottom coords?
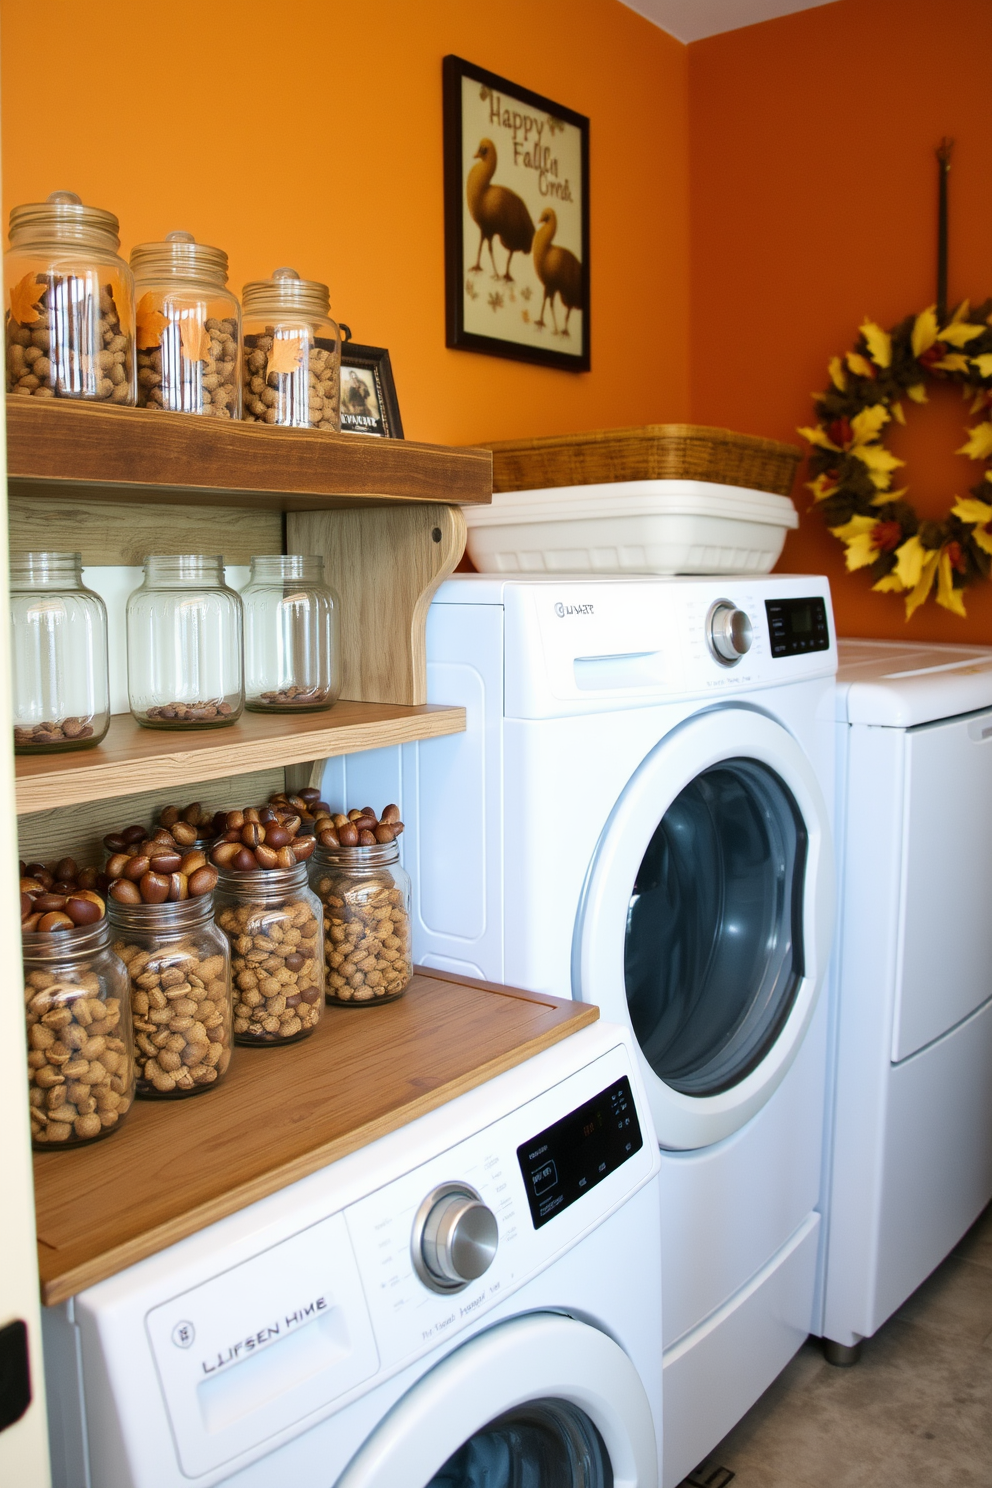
left=688, top=1201, right=992, bottom=1488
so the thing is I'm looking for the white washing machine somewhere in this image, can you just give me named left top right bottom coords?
left=43, top=1021, right=661, bottom=1488
left=323, top=573, right=837, bottom=1487
left=819, top=638, right=992, bottom=1361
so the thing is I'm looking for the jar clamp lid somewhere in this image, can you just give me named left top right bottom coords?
left=8, top=190, right=121, bottom=250
left=130, top=230, right=230, bottom=286
left=242, top=266, right=331, bottom=321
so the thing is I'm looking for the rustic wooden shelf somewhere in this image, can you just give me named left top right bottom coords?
left=15, top=703, right=465, bottom=814
left=6, top=396, right=492, bottom=511
left=33, top=970, right=598, bottom=1305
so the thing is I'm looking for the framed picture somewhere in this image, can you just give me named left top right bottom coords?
left=339, top=339, right=404, bottom=438
left=443, top=54, right=590, bottom=373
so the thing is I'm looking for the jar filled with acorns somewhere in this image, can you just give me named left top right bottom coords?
left=241, top=267, right=340, bottom=431
left=130, top=231, right=241, bottom=419
left=310, top=804, right=412, bottom=1006
left=6, top=191, right=134, bottom=403
left=21, top=862, right=135, bottom=1148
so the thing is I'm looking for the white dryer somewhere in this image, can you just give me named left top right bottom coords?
left=323, top=573, right=837, bottom=1486
left=819, top=638, right=992, bottom=1362
left=43, top=1022, right=661, bottom=1488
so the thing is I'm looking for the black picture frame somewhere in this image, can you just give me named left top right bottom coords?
left=339, top=340, right=404, bottom=439
left=443, top=54, right=591, bottom=373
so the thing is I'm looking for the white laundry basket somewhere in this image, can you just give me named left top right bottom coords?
left=463, top=479, right=799, bottom=576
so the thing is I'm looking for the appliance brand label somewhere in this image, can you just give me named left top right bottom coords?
left=197, top=1294, right=328, bottom=1375
left=554, top=602, right=594, bottom=617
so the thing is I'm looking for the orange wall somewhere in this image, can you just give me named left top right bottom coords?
left=688, top=0, right=992, bottom=642
left=0, top=0, right=690, bottom=448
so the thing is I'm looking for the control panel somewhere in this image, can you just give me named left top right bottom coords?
left=518, top=1076, right=642, bottom=1229
left=765, top=596, right=830, bottom=658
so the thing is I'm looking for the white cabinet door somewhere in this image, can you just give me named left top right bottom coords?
left=894, top=708, right=992, bottom=1061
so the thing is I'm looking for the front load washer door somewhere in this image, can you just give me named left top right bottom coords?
left=575, top=707, right=833, bottom=1149
left=334, top=1313, right=658, bottom=1487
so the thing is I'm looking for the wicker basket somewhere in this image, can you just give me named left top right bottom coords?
left=481, top=424, right=803, bottom=498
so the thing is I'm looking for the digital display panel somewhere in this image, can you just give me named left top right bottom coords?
left=765, top=597, right=830, bottom=659
left=517, top=1077, right=643, bottom=1229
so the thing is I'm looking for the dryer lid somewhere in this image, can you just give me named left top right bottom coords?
left=836, top=638, right=992, bottom=726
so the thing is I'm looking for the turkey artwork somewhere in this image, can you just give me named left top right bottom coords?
left=444, top=55, right=590, bottom=371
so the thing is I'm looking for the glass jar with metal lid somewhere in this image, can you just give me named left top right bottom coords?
left=241, top=554, right=341, bottom=712
left=214, top=862, right=324, bottom=1044
left=24, top=919, right=135, bottom=1147
left=130, top=231, right=241, bottom=419
left=126, top=555, right=244, bottom=728
left=311, top=839, right=412, bottom=1005
left=10, top=551, right=110, bottom=753
left=5, top=190, right=134, bottom=403
left=241, top=267, right=340, bottom=431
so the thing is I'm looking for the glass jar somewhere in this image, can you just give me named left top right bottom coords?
left=24, top=921, right=135, bottom=1148
left=130, top=231, right=241, bottom=419
left=5, top=190, right=134, bottom=403
left=107, top=895, right=233, bottom=1099
left=214, top=863, right=324, bottom=1043
left=241, top=267, right=340, bottom=431
left=126, top=555, right=244, bottom=727
left=311, top=841, right=412, bottom=1005
left=241, top=554, right=340, bottom=712
left=10, top=551, right=110, bottom=752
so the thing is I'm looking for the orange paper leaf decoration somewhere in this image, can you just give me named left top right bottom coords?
left=9, top=271, right=47, bottom=325
left=135, top=292, right=168, bottom=350
left=266, top=335, right=304, bottom=377
left=179, top=316, right=210, bottom=363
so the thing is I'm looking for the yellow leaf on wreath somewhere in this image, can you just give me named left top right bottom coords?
left=266, top=335, right=304, bottom=377
left=937, top=550, right=968, bottom=616
left=948, top=300, right=971, bottom=325
left=850, top=404, right=890, bottom=444
left=938, top=321, right=986, bottom=348
left=871, top=485, right=908, bottom=506
left=859, top=320, right=892, bottom=368
left=852, top=443, right=904, bottom=476
left=911, top=306, right=939, bottom=358
left=179, top=316, right=210, bottom=363
left=971, top=354, right=992, bottom=378
left=907, top=383, right=928, bottom=403
left=830, top=516, right=878, bottom=572
left=873, top=571, right=905, bottom=593
left=135, top=292, right=168, bottom=351
left=828, top=356, right=847, bottom=391
left=891, top=400, right=905, bottom=425
left=846, top=352, right=875, bottom=379
left=905, top=547, right=940, bottom=620
left=797, top=425, right=841, bottom=452
left=972, top=527, right=992, bottom=558
left=806, top=473, right=839, bottom=502
left=933, top=353, right=971, bottom=373
left=9, top=270, right=46, bottom=325
left=951, top=497, right=992, bottom=526
left=957, top=422, right=992, bottom=461
left=894, top=534, right=927, bottom=590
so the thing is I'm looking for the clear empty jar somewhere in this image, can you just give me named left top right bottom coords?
left=108, top=896, right=233, bottom=1099
left=312, top=840, right=412, bottom=1005
left=24, top=920, right=135, bottom=1148
left=242, top=267, right=340, bottom=430
left=214, top=863, right=324, bottom=1044
left=241, top=554, right=340, bottom=712
left=130, top=231, right=241, bottom=419
left=5, top=190, right=134, bottom=403
left=126, top=555, right=244, bottom=728
left=10, top=552, right=110, bottom=752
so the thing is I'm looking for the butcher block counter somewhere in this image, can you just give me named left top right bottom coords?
left=33, top=968, right=597, bottom=1306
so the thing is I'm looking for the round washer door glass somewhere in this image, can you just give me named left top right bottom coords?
left=624, top=758, right=807, bottom=1097
left=428, top=1398, right=613, bottom=1487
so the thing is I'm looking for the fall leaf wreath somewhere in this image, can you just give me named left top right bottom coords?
left=799, top=302, right=992, bottom=617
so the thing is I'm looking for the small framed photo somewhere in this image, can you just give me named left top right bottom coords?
left=339, top=341, right=404, bottom=438
left=443, top=54, right=590, bottom=373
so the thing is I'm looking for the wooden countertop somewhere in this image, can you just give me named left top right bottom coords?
left=33, top=970, right=597, bottom=1305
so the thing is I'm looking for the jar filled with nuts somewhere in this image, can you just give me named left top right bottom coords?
left=126, top=555, right=244, bottom=728
left=23, top=918, right=135, bottom=1148
left=10, top=552, right=111, bottom=753
left=214, top=862, right=324, bottom=1045
left=311, top=805, right=412, bottom=1006
left=241, top=555, right=341, bottom=712
left=130, top=232, right=241, bottom=419
left=6, top=191, right=134, bottom=403
left=241, top=268, right=340, bottom=431
left=107, top=895, right=233, bottom=1099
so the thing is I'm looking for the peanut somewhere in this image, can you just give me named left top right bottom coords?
left=241, top=329, right=340, bottom=431
left=217, top=896, right=323, bottom=1042
left=115, top=938, right=233, bottom=1097
left=26, top=974, right=133, bottom=1145
left=7, top=277, right=133, bottom=403
left=137, top=315, right=239, bottom=419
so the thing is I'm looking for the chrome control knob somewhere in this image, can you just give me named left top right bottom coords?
left=708, top=603, right=753, bottom=665
left=413, top=1184, right=499, bottom=1292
